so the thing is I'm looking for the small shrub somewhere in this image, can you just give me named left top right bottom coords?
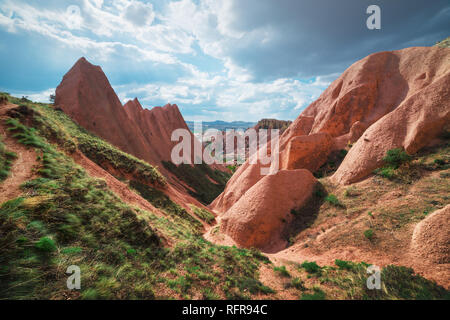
left=300, top=287, right=326, bottom=300
left=335, top=259, right=354, bottom=270
left=127, top=248, right=137, bottom=256
left=301, top=261, right=321, bottom=274
left=364, top=229, right=374, bottom=240
left=35, top=237, right=57, bottom=252
left=383, top=148, right=412, bottom=169
left=325, top=194, right=342, bottom=207
left=375, top=167, right=395, bottom=179
left=227, top=165, right=237, bottom=174
left=290, top=278, right=305, bottom=290
left=273, top=265, right=290, bottom=278
left=61, top=247, right=82, bottom=255
left=81, top=288, right=99, bottom=300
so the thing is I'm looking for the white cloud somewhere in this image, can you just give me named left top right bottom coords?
left=0, top=0, right=355, bottom=121
left=12, top=88, right=56, bottom=103
left=0, top=0, right=193, bottom=62
left=114, top=69, right=330, bottom=122
left=123, top=1, right=154, bottom=27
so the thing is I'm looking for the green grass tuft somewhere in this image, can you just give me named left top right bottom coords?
left=325, top=194, right=342, bottom=207
left=35, top=237, right=57, bottom=252
left=300, top=261, right=322, bottom=274
left=189, top=204, right=215, bottom=224
left=273, top=265, right=290, bottom=278
left=300, top=287, right=326, bottom=300
left=363, top=229, right=374, bottom=240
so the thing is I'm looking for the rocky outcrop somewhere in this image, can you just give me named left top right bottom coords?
left=332, top=71, right=450, bottom=184
left=55, top=57, right=220, bottom=210
left=314, top=46, right=449, bottom=184
left=55, top=57, right=203, bottom=176
left=254, top=118, right=292, bottom=134
left=411, top=205, right=450, bottom=264
left=55, top=58, right=160, bottom=166
left=212, top=46, right=450, bottom=252
left=210, top=159, right=265, bottom=214
left=220, top=169, right=318, bottom=251
left=123, top=97, right=200, bottom=164
left=213, top=46, right=450, bottom=215
left=281, top=116, right=314, bottom=140
left=281, top=133, right=333, bottom=172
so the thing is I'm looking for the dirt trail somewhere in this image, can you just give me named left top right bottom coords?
left=0, top=104, right=38, bottom=204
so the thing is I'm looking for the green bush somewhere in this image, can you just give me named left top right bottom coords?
left=383, top=148, right=412, bottom=169
left=190, top=205, right=215, bottom=224
left=273, top=265, right=290, bottom=278
left=364, top=229, right=374, bottom=240
left=290, top=278, right=304, bottom=290
left=375, top=167, right=395, bottom=179
left=335, top=259, right=354, bottom=270
left=300, top=261, right=321, bottom=274
left=325, top=194, right=342, bottom=207
left=300, top=287, right=326, bottom=300
left=35, top=237, right=57, bottom=252
left=61, top=247, right=82, bottom=255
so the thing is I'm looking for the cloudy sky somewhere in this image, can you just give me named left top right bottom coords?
left=0, top=0, right=448, bottom=121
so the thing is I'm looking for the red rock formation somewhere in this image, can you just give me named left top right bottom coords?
left=411, top=205, right=450, bottom=264
left=281, top=133, right=333, bottom=172
left=210, top=158, right=265, bottom=214
left=123, top=97, right=199, bottom=164
left=55, top=57, right=217, bottom=211
left=220, top=169, right=318, bottom=251
left=55, top=57, right=159, bottom=166
left=332, top=47, right=450, bottom=184
left=213, top=46, right=450, bottom=215
left=55, top=57, right=205, bottom=175
left=212, top=46, right=449, bottom=252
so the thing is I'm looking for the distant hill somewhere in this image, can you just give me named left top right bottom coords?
left=254, top=118, right=292, bottom=133
left=435, top=36, right=450, bottom=48
left=186, top=120, right=256, bottom=132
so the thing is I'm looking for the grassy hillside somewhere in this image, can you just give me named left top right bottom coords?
left=3, top=94, right=231, bottom=205
left=4, top=94, right=166, bottom=187
left=162, top=161, right=231, bottom=204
